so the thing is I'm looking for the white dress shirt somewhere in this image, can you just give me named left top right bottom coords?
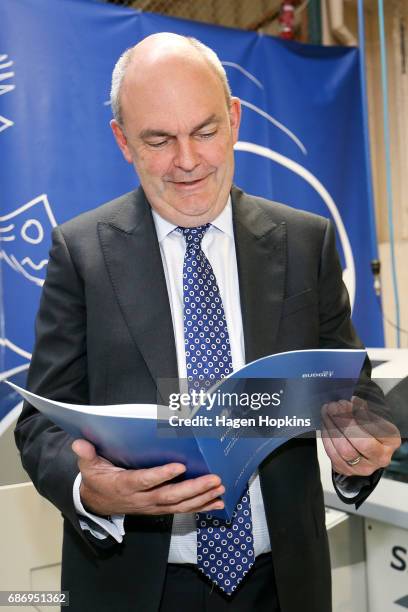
left=73, top=198, right=272, bottom=560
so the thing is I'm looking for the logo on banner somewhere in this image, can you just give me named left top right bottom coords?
left=224, top=62, right=356, bottom=309
left=0, top=195, right=57, bottom=286
left=0, top=53, right=15, bottom=133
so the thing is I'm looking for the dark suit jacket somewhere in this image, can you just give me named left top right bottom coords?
left=15, top=186, right=381, bottom=612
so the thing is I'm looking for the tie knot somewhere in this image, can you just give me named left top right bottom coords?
left=178, top=224, right=210, bottom=249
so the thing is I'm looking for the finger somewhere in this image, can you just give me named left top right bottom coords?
left=321, top=405, right=366, bottom=461
left=325, top=399, right=400, bottom=447
left=159, top=484, right=225, bottom=514
left=321, top=425, right=375, bottom=476
left=321, top=425, right=354, bottom=476
left=321, top=401, right=351, bottom=438
left=197, top=500, right=225, bottom=512
left=321, top=423, right=388, bottom=476
left=323, top=399, right=353, bottom=416
left=151, top=474, right=222, bottom=506
left=351, top=402, right=401, bottom=446
left=130, top=463, right=187, bottom=492
left=140, top=497, right=225, bottom=516
left=322, top=402, right=400, bottom=468
left=323, top=400, right=365, bottom=439
left=321, top=401, right=379, bottom=461
left=348, top=399, right=401, bottom=461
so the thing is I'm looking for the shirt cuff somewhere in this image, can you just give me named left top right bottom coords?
left=73, top=472, right=125, bottom=543
left=333, top=471, right=370, bottom=498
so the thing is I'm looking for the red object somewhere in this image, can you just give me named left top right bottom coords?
left=279, top=0, right=297, bottom=40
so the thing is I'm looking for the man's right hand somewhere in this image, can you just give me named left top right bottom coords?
left=72, top=439, right=225, bottom=516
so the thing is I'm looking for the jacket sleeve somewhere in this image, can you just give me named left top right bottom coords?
left=14, top=226, right=116, bottom=553
left=317, top=219, right=388, bottom=508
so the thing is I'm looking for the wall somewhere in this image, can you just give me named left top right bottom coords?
left=323, top=0, right=408, bottom=347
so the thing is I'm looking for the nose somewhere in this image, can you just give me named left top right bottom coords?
left=173, top=138, right=200, bottom=172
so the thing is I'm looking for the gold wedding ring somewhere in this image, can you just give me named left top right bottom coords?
left=346, top=455, right=362, bottom=466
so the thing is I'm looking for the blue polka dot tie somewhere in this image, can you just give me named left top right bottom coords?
left=179, top=224, right=255, bottom=595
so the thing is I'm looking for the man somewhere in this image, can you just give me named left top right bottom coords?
left=15, top=33, right=400, bottom=611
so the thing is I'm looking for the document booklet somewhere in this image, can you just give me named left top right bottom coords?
left=8, top=348, right=366, bottom=519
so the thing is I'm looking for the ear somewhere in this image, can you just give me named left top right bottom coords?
left=110, top=119, right=133, bottom=164
left=229, top=97, right=241, bottom=145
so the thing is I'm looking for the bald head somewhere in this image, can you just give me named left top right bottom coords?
left=109, top=32, right=241, bottom=228
left=110, top=33, right=232, bottom=127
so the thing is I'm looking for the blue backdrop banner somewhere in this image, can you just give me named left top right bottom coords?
left=0, top=0, right=383, bottom=408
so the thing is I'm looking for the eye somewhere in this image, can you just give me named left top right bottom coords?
left=197, top=130, right=217, bottom=139
left=146, top=140, right=168, bottom=149
left=21, top=219, right=44, bottom=244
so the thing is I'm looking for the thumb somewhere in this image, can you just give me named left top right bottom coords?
left=72, top=439, right=98, bottom=465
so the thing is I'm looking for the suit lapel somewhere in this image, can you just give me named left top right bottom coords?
left=97, top=186, right=286, bottom=387
left=98, top=188, right=178, bottom=389
left=231, top=186, right=287, bottom=363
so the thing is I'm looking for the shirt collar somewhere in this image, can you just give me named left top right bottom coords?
left=152, top=195, right=233, bottom=243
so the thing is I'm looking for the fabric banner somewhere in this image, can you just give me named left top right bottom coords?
left=0, top=0, right=383, bottom=424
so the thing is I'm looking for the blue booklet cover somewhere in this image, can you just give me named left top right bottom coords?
left=8, top=348, right=366, bottom=519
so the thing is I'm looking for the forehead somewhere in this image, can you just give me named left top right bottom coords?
left=120, top=55, right=228, bottom=132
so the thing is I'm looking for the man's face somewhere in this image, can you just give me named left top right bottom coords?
left=111, top=55, right=241, bottom=227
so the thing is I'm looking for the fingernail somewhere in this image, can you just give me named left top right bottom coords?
left=172, top=464, right=186, bottom=475
left=209, top=476, right=221, bottom=486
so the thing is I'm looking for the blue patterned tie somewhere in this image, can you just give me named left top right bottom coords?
left=179, top=224, right=255, bottom=595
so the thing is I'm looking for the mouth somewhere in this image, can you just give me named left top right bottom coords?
left=170, top=175, right=210, bottom=190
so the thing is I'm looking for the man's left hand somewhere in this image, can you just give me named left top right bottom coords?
left=321, top=397, right=401, bottom=476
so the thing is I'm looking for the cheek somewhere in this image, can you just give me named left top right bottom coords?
left=136, top=153, right=169, bottom=180
left=212, top=143, right=234, bottom=176
left=204, top=142, right=230, bottom=170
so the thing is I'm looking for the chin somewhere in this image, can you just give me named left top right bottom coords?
left=172, top=196, right=214, bottom=218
